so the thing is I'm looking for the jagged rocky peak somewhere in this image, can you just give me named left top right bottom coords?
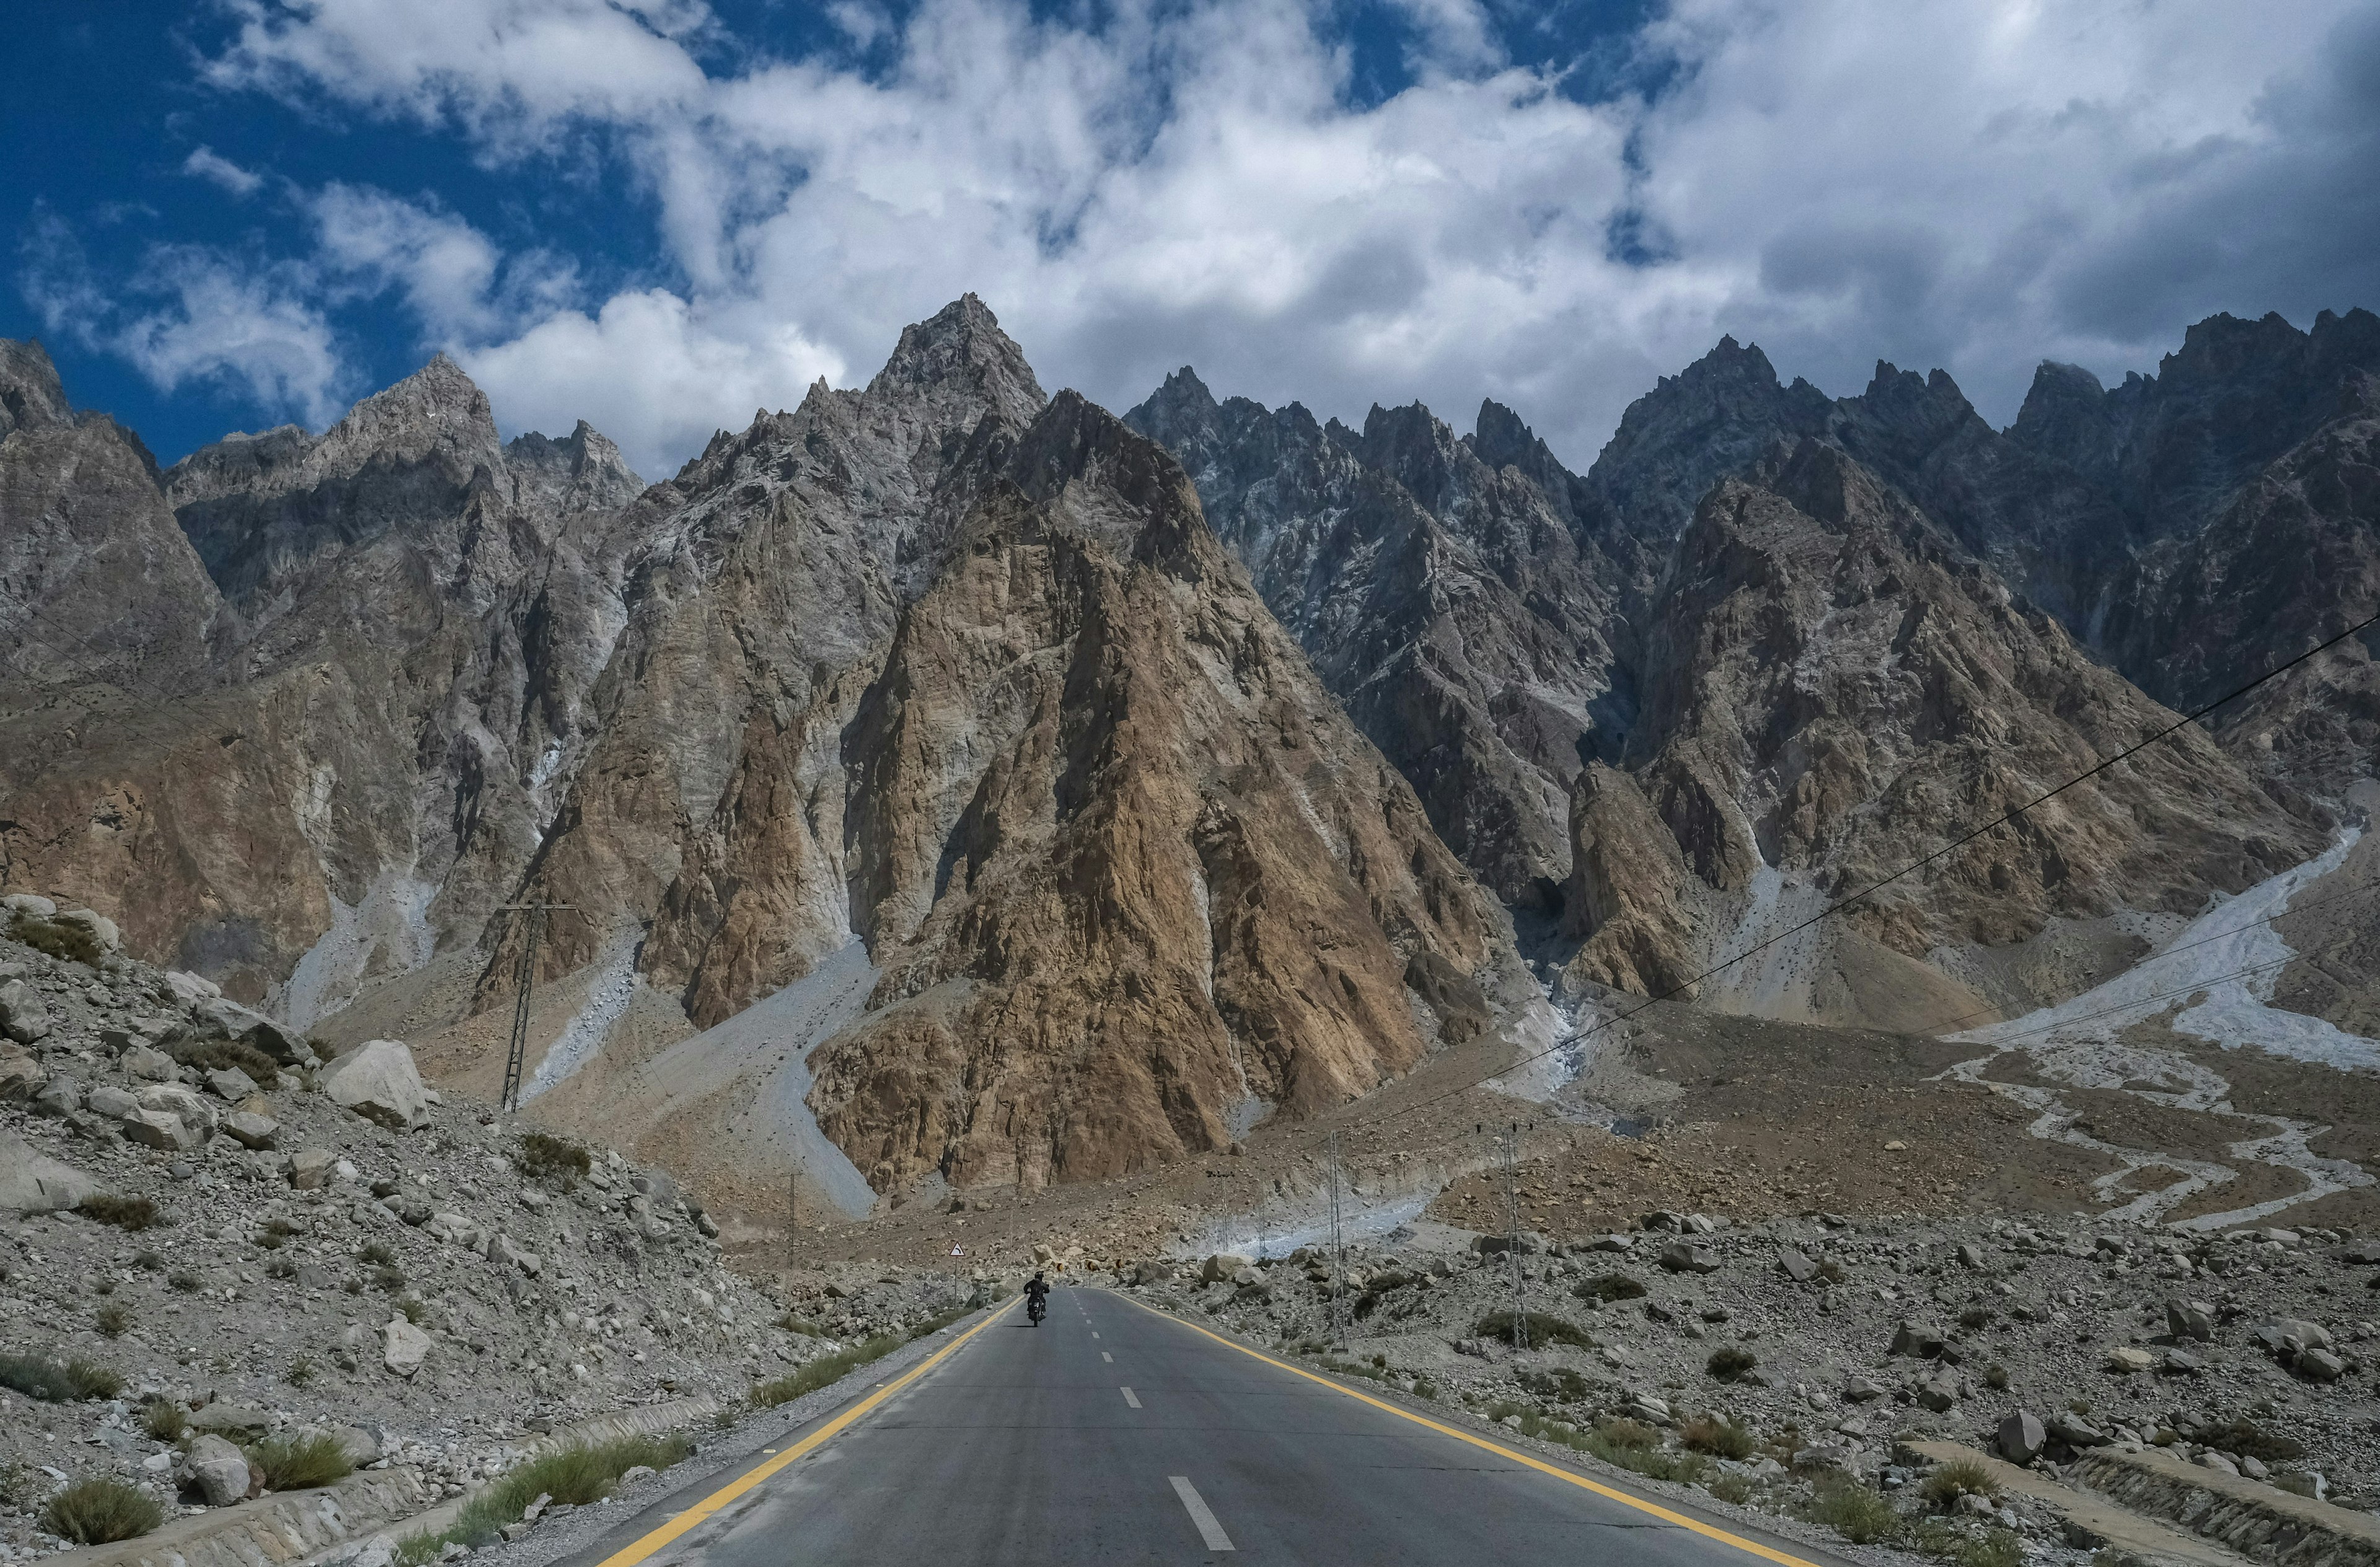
left=1468, top=397, right=1592, bottom=526
left=2006, top=359, right=2117, bottom=474
left=0, top=338, right=74, bottom=436
left=865, top=292, right=1048, bottom=436
left=504, top=420, right=646, bottom=514
left=1584, top=332, right=1832, bottom=550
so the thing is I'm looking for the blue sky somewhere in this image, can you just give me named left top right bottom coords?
left=9, top=0, right=2376, bottom=478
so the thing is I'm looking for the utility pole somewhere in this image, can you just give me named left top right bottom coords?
left=788, top=1146, right=805, bottom=1258
left=1502, top=1121, right=1530, bottom=1351
left=1328, top=1130, right=1349, bottom=1351
left=495, top=902, right=573, bottom=1113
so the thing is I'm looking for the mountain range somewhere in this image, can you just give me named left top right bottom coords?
left=4, top=300, right=2375, bottom=1208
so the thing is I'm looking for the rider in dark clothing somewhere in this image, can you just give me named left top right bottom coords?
left=1024, top=1271, right=1051, bottom=1321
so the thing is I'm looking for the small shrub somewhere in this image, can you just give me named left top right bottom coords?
left=1810, top=1477, right=1903, bottom=1545
left=2188, top=1417, right=2305, bottom=1463
left=1681, top=1414, right=1755, bottom=1459
left=1709, top=1472, right=1756, bottom=1504
left=0, top=1460, right=32, bottom=1509
left=140, top=1398, right=190, bottom=1441
left=1595, top=1418, right=1660, bottom=1451
left=395, top=1296, right=427, bottom=1325
left=245, top=1433, right=355, bottom=1491
left=77, top=1195, right=159, bottom=1232
left=1958, top=1306, right=1994, bottom=1330
left=1517, top=1366, right=1589, bottom=1402
left=166, top=1035, right=279, bottom=1079
left=1706, top=1346, right=1758, bottom=1382
left=133, top=1250, right=164, bottom=1271
left=1921, top=1457, right=2003, bottom=1508
left=168, top=1270, right=201, bottom=1294
left=1412, top=1377, right=1439, bottom=1400
left=40, top=1477, right=163, bottom=1544
left=358, top=1242, right=397, bottom=1267
left=2068, top=1396, right=2092, bottom=1416
left=267, top=1257, right=298, bottom=1280
left=440, top=1434, right=688, bottom=1550
left=95, top=1302, right=133, bottom=1338
left=1959, top=1529, right=2023, bottom=1567
left=1983, top=1363, right=2009, bottom=1390
left=255, top=1219, right=299, bottom=1252
left=9, top=913, right=103, bottom=967
left=0, top=1351, right=121, bottom=1402
left=1574, top=1272, right=1649, bottom=1303
left=519, top=1133, right=591, bottom=1188
left=374, top=1266, right=408, bottom=1294
left=1472, top=1310, right=1595, bottom=1349
left=287, top=1355, right=317, bottom=1388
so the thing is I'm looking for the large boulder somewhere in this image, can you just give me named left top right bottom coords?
left=1200, top=1253, right=1254, bottom=1283
left=2165, top=1299, right=2215, bottom=1341
left=1659, top=1241, right=1720, bottom=1274
left=177, top=1434, right=253, bottom=1506
left=138, top=1082, right=220, bottom=1138
left=0, top=979, right=51, bottom=1045
left=0, top=1045, right=44, bottom=1101
left=0, top=1131, right=103, bottom=1213
left=383, top=1316, right=433, bottom=1377
left=53, top=908, right=121, bottom=954
left=1998, top=1409, right=2047, bottom=1465
left=190, top=997, right=305, bottom=1064
left=122, top=1109, right=201, bottom=1151
left=321, top=1040, right=430, bottom=1129
left=225, top=1110, right=281, bottom=1149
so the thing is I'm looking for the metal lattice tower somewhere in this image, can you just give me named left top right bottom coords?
left=496, top=902, right=571, bottom=1113
left=1328, top=1130, right=1349, bottom=1350
left=1502, top=1121, right=1530, bottom=1351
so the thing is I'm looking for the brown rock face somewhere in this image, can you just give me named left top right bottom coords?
left=1564, top=441, right=2322, bottom=997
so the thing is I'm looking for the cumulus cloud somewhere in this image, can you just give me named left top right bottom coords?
left=97, top=0, right=2380, bottom=472
left=183, top=146, right=265, bottom=196
left=22, top=217, right=350, bottom=427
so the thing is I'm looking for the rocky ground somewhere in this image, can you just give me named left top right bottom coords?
left=1122, top=1208, right=2378, bottom=1550
left=0, top=912, right=974, bottom=1560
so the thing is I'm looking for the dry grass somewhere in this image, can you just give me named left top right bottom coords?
left=0, top=1352, right=122, bottom=1402
left=245, top=1433, right=355, bottom=1491
left=139, top=1398, right=189, bottom=1441
left=1573, top=1272, right=1649, bottom=1302
left=1706, top=1345, right=1758, bottom=1382
left=1680, top=1413, right=1755, bottom=1459
left=8, top=913, right=103, bottom=966
left=76, top=1195, right=159, bottom=1232
left=1471, top=1310, right=1595, bottom=1349
left=1921, top=1457, right=2003, bottom=1507
left=40, top=1477, right=163, bottom=1544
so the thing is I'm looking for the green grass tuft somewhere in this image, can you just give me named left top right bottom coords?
left=8, top=913, right=104, bottom=966
left=1680, top=1413, right=1755, bottom=1459
left=519, top=1133, right=591, bottom=1187
left=1706, top=1345, right=1758, bottom=1382
left=0, top=1351, right=122, bottom=1402
left=399, top=1434, right=690, bottom=1560
left=77, top=1195, right=160, bottom=1232
left=1573, top=1272, right=1649, bottom=1302
left=245, top=1433, right=355, bottom=1491
left=140, top=1398, right=190, bottom=1442
left=1921, top=1457, right=2003, bottom=1508
left=1809, top=1478, right=1903, bottom=1544
left=1471, top=1309, right=1594, bottom=1349
left=41, top=1477, right=164, bottom=1544
left=95, top=1302, right=133, bottom=1338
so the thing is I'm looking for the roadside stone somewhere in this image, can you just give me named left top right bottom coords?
left=1956, top=1242, right=1988, bottom=1269
left=1200, top=1253, right=1253, bottom=1283
left=1998, top=1410, right=2047, bottom=1465
left=206, top=1065, right=261, bottom=1101
left=383, top=1316, right=434, bottom=1377
left=289, top=1148, right=337, bottom=1188
left=122, top=1108, right=198, bottom=1150
left=121, top=1044, right=178, bottom=1082
left=86, top=1083, right=139, bottom=1120
left=0, top=978, right=53, bottom=1044
left=1778, top=1248, right=1818, bottom=1283
left=0, top=1045, right=44, bottom=1101
left=2164, top=1299, right=2215, bottom=1341
left=2200, top=1452, right=2241, bottom=1476
left=226, top=1110, right=281, bottom=1149
left=1890, top=1320, right=1950, bottom=1358
left=321, top=1038, right=431, bottom=1128
left=2105, top=1346, right=2156, bottom=1374
left=177, top=1434, right=253, bottom=1506
left=189, top=1402, right=272, bottom=1439
left=2297, top=1346, right=2345, bottom=1383
left=0, top=1129, right=104, bottom=1213
left=1659, top=1241, right=1719, bottom=1274
left=32, top=1077, right=81, bottom=1117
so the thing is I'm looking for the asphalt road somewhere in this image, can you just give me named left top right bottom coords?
left=575, top=1287, right=1840, bottom=1566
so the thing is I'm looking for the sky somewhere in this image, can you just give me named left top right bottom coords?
left=7, top=0, right=2378, bottom=481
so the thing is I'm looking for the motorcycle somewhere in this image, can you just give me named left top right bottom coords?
left=1028, top=1295, right=1046, bottom=1327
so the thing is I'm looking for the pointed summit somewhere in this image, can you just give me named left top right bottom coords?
left=0, top=338, right=74, bottom=437
left=1121, top=366, right=1220, bottom=452
left=867, top=294, right=1047, bottom=435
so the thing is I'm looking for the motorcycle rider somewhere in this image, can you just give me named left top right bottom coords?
left=1024, top=1270, right=1051, bottom=1325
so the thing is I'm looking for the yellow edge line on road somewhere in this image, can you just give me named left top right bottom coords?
left=1117, top=1292, right=1830, bottom=1567
left=591, top=1299, right=1016, bottom=1567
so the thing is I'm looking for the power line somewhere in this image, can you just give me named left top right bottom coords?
left=1369, top=607, right=2380, bottom=1130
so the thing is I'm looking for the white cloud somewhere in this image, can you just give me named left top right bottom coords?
left=183, top=146, right=265, bottom=196
left=136, top=0, right=2380, bottom=472
left=23, top=218, right=350, bottom=427
left=458, top=289, right=844, bottom=476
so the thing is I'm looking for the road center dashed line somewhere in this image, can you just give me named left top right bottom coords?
left=1102, top=1351, right=1113, bottom=1363
left=1120, top=1386, right=1141, bottom=1408
left=1169, top=1477, right=1235, bottom=1552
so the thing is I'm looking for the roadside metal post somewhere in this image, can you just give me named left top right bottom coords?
left=495, top=902, right=573, bottom=1114
left=1503, top=1121, right=1529, bottom=1351
left=1328, top=1130, right=1348, bottom=1351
